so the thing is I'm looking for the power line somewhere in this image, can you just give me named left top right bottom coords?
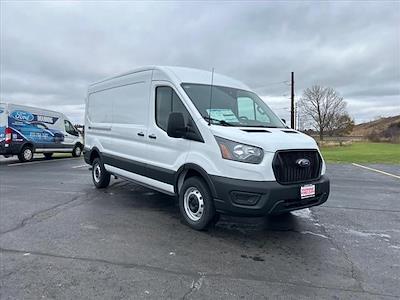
left=291, top=72, right=295, bottom=129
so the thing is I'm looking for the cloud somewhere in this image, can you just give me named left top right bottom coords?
left=1, top=1, right=399, bottom=124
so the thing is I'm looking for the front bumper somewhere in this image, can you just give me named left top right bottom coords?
left=83, top=147, right=91, bottom=165
left=211, top=175, right=330, bottom=216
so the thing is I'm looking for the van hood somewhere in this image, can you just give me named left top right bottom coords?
left=209, top=126, right=318, bottom=153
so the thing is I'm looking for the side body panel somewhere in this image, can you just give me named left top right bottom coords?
left=86, top=70, right=152, bottom=163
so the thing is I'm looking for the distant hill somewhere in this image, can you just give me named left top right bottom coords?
left=350, top=115, right=400, bottom=136
left=350, top=115, right=400, bottom=142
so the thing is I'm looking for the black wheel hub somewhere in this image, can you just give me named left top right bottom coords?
left=188, top=195, right=199, bottom=212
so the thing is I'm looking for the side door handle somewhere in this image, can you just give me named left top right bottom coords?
left=137, top=132, right=145, bottom=137
left=88, top=126, right=112, bottom=131
left=148, top=134, right=157, bottom=139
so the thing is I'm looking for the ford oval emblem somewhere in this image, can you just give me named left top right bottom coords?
left=10, top=110, right=34, bottom=122
left=296, top=158, right=311, bottom=168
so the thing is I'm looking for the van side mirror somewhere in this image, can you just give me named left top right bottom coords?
left=167, top=112, right=186, bottom=138
left=281, top=118, right=286, bottom=124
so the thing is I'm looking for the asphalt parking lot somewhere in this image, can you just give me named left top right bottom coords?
left=0, top=156, right=399, bottom=299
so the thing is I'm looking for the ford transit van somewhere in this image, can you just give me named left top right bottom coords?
left=0, top=103, right=84, bottom=162
left=84, top=66, right=329, bottom=230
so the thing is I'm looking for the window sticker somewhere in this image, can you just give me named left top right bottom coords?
left=206, top=109, right=239, bottom=123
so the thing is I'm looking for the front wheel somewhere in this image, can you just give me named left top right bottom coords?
left=72, top=144, right=82, bottom=157
left=179, top=177, right=215, bottom=230
left=18, top=146, right=34, bottom=162
left=92, top=158, right=110, bottom=188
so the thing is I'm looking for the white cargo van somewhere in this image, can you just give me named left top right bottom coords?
left=0, top=103, right=84, bottom=162
left=84, top=66, right=329, bottom=230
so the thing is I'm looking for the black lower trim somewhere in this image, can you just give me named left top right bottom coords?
left=0, top=142, right=30, bottom=156
left=147, top=163, right=175, bottom=185
left=39, top=143, right=74, bottom=149
left=83, top=147, right=91, bottom=164
left=102, top=153, right=175, bottom=185
left=103, top=153, right=147, bottom=179
left=211, top=175, right=330, bottom=216
left=1, top=142, right=74, bottom=156
left=86, top=150, right=215, bottom=195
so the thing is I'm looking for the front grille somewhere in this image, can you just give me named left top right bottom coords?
left=272, top=150, right=322, bottom=184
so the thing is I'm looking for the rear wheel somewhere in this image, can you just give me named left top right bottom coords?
left=18, top=145, right=34, bottom=162
left=72, top=144, right=82, bottom=157
left=43, top=153, right=53, bottom=159
left=92, top=158, right=110, bottom=188
left=179, top=177, right=215, bottom=230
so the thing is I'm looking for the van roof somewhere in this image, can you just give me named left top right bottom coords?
left=90, top=66, right=251, bottom=91
left=0, top=102, right=66, bottom=117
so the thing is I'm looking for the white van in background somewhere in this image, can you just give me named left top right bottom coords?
left=0, top=103, right=84, bottom=162
left=84, top=66, right=330, bottom=230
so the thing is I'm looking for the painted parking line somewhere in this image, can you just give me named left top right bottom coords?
left=7, top=157, right=78, bottom=167
left=4, top=185, right=87, bottom=194
left=352, top=163, right=400, bottom=180
left=72, top=164, right=88, bottom=169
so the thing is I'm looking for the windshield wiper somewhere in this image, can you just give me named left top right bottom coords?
left=202, top=116, right=234, bottom=126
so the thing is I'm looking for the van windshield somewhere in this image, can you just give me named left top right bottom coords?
left=181, top=83, right=285, bottom=128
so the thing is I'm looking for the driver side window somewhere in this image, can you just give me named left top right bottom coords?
left=65, top=120, right=78, bottom=136
left=155, top=86, right=191, bottom=132
left=237, top=97, right=270, bottom=123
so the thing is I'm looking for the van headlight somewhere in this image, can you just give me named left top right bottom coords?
left=214, top=136, right=264, bottom=164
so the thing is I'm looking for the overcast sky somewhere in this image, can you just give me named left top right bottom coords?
left=1, top=1, right=399, bottom=124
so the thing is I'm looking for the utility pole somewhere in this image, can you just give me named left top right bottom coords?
left=290, top=71, right=295, bottom=129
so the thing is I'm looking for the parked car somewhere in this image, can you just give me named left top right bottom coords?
left=0, top=103, right=83, bottom=162
left=84, top=66, right=330, bottom=230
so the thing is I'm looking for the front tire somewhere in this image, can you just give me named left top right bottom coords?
left=92, top=158, right=110, bottom=188
left=18, top=145, right=34, bottom=162
left=179, top=177, right=215, bottom=230
left=72, top=144, right=82, bottom=157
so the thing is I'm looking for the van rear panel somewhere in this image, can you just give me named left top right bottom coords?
left=0, top=104, right=7, bottom=154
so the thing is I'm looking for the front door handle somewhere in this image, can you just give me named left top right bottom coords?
left=137, top=132, right=145, bottom=137
left=148, top=134, right=157, bottom=139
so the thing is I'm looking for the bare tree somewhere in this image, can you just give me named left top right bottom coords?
left=327, top=113, right=354, bottom=136
left=299, top=85, right=348, bottom=140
